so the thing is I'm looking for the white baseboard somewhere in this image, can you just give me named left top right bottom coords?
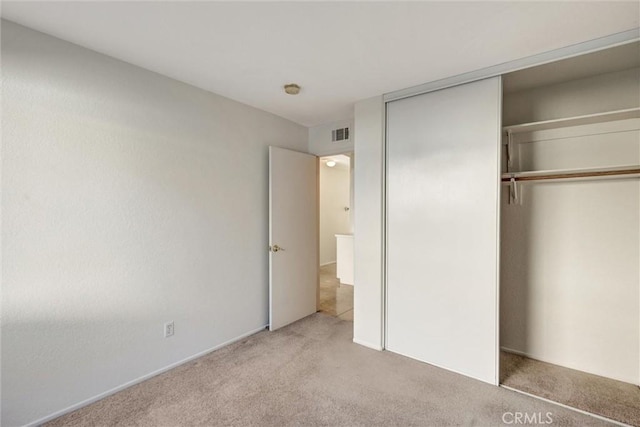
left=320, top=261, right=336, bottom=267
left=500, top=346, right=530, bottom=357
left=500, top=346, right=639, bottom=386
left=25, top=325, right=269, bottom=427
left=352, top=338, right=383, bottom=351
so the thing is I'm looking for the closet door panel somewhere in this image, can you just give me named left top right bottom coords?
left=386, top=77, right=501, bottom=385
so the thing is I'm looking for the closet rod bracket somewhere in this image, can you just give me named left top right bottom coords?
left=506, top=130, right=514, bottom=172
left=509, top=175, right=519, bottom=205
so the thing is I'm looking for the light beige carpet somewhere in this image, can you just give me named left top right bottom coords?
left=501, top=352, right=640, bottom=426
left=47, top=314, right=613, bottom=426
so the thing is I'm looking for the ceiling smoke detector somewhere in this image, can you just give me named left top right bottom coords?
left=284, top=83, right=301, bottom=95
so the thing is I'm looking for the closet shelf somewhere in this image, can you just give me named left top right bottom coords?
left=501, top=165, right=640, bottom=182
left=503, top=107, right=640, bottom=134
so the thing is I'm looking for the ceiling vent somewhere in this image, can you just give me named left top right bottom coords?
left=331, top=127, right=350, bottom=143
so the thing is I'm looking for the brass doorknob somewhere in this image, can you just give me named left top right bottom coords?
left=270, top=244, right=284, bottom=252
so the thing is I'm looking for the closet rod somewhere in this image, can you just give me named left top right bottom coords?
left=501, top=167, right=640, bottom=182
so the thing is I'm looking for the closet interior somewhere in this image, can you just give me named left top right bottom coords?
left=499, top=42, right=640, bottom=425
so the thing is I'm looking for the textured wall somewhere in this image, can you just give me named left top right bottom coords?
left=1, top=20, right=307, bottom=426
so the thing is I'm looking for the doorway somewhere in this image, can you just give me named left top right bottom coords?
left=318, top=154, right=353, bottom=321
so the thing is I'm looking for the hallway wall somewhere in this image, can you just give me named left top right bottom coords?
left=319, top=159, right=351, bottom=265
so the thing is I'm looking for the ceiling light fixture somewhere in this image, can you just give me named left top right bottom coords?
left=326, top=160, right=336, bottom=168
left=284, top=83, right=301, bottom=95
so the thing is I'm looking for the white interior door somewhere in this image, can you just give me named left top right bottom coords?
left=269, top=146, right=318, bottom=331
left=386, top=77, right=502, bottom=385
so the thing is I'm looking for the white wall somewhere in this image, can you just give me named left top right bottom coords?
left=1, top=20, right=308, bottom=427
left=308, top=119, right=354, bottom=156
left=353, top=96, right=384, bottom=350
left=319, top=162, right=350, bottom=266
left=501, top=69, right=640, bottom=384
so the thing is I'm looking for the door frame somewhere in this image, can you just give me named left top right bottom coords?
left=317, top=150, right=354, bottom=314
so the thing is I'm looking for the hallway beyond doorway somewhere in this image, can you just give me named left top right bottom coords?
left=318, top=263, right=353, bottom=321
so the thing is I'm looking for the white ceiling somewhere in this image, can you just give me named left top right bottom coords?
left=2, top=1, right=639, bottom=127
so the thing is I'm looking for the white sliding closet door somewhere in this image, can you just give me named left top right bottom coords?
left=386, top=77, right=501, bottom=385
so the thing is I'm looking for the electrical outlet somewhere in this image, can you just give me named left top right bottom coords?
left=164, top=321, right=174, bottom=338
